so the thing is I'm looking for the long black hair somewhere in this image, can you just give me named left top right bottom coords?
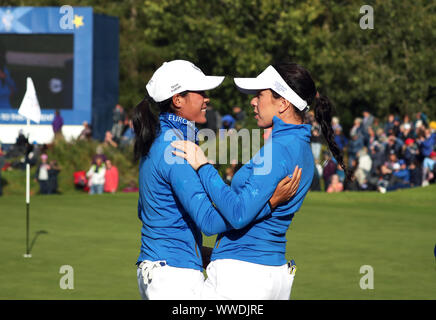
left=272, top=62, right=352, bottom=181
left=132, top=92, right=188, bottom=161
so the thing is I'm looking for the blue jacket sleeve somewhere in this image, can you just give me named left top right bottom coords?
left=196, top=144, right=293, bottom=229
left=168, top=161, right=233, bottom=236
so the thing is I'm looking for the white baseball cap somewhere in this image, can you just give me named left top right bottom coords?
left=146, top=60, right=225, bottom=102
left=234, top=65, right=308, bottom=111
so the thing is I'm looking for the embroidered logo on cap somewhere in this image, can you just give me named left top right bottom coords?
left=171, top=84, right=182, bottom=92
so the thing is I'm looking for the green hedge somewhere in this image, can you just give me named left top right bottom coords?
left=1, top=139, right=138, bottom=196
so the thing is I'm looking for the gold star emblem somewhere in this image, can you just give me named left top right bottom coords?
left=73, top=15, right=84, bottom=29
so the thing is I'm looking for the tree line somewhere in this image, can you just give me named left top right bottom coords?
left=10, top=0, right=436, bottom=133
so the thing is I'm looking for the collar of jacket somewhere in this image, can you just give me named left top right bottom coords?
left=271, top=115, right=312, bottom=143
left=159, top=112, right=199, bottom=144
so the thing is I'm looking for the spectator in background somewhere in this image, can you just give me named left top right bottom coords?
left=322, top=151, right=337, bottom=191
left=78, top=121, right=92, bottom=140
left=35, top=154, right=50, bottom=194
left=372, top=117, right=382, bottom=130
left=104, top=131, right=118, bottom=148
left=220, top=114, right=236, bottom=138
left=112, top=119, right=124, bottom=144
left=355, top=147, right=372, bottom=188
left=26, top=141, right=42, bottom=167
left=335, top=163, right=345, bottom=182
left=326, top=174, right=343, bottom=193
left=350, top=118, right=363, bottom=138
left=384, top=114, right=395, bottom=135
left=403, top=114, right=412, bottom=129
left=6, top=129, right=29, bottom=160
left=120, top=119, right=135, bottom=149
left=399, top=123, right=415, bottom=141
left=348, top=133, right=364, bottom=166
left=310, top=122, right=322, bottom=162
left=86, top=157, right=106, bottom=195
left=377, top=151, right=410, bottom=193
left=111, top=104, right=125, bottom=141
left=376, top=128, right=387, bottom=145
left=104, top=159, right=119, bottom=193
left=417, top=128, right=436, bottom=160
left=422, top=151, right=436, bottom=186
left=362, top=111, right=374, bottom=133
left=204, top=105, right=221, bottom=132
left=402, top=138, right=419, bottom=165
left=393, top=116, right=402, bottom=137
left=92, top=145, right=107, bottom=164
left=384, top=134, right=403, bottom=159
left=366, top=127, right=378, bottom=150
left=224, top=166, right=234, bottom=185
left=408, top=160, right=422, bottom=187
left=221, top=114, right=235, bottom=130
left=344, top=159, right=360, bottom=191
left=334, top=126, right=348, bottom=153
left=331, top=116, right=341, bottom=131
left=74, top=170, right=88, bottom=192
left=48, top=160, right=60, bottom=194
left=386, top=150, right=400, bottom=171
left=414, top=112, right=428, bottom=129
left=16, top=129, right=28, bottom=147
left=233, top=106, right=246, bottom=123
left=305, top=110, right=315, bottom=125
left=369, top=143, right=385, bottom=176
left=386, top=161, right=410, bottom=191
left=0, top=143, right=4, bottom=196
left=52, top=110, right=64, bottom=140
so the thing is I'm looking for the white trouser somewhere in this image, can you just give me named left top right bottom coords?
left=202, top=259, right=295, bottom=300
left=137, top=260, right=204, bottom=300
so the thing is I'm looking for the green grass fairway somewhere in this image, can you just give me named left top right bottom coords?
left=0, top=186, right=435, bottom=299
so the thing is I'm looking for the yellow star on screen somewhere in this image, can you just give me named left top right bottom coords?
left=73, top=15, right=84, bottom=29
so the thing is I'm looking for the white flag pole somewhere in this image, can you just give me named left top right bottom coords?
left=26, top=118, right=30, bottom=204
left=24, top=118, right=32, bottom=258
left=19, top=78, right=40, bottom=259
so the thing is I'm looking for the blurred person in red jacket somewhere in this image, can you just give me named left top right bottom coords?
left=104, top=159, right=119, bottom=193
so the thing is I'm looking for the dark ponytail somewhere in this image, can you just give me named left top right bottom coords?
left=272, top=62, right=352, bottom=181
left=314, top=94, right=353, bottom=181
left=132, top=91, right=189, bottom=161
left=132, top=97, right=159, bottom=162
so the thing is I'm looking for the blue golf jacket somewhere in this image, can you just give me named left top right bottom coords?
left=137, top=112, right=271, bottom=270
left=197, top=116, right=314, bottom=266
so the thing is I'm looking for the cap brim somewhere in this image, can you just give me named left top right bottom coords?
left=233, top=78, right=269, bottom=95
left=186, top=76, right=225, bottom=91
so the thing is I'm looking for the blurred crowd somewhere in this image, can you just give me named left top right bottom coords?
left=0, top=105, right=131, bottom=196
left=2, top=103, right=435, bottom=196
left=306, top=111, right=436, bottom=193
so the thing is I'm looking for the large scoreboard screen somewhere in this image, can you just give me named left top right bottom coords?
left=0, top=34, right=74, bottom=110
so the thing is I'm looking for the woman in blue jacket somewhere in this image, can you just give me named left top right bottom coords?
left=133, top=60, right=301, bottom=300
left=173, top=62, right=351, bottom=299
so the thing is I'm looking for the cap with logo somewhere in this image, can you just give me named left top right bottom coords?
left=233, top=65, right=308, bottom=111
left=146, top=60, right=225, bottom=103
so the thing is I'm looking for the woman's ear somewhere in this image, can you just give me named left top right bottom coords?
left=278, top=97, right=292, bottom=114
left=172, top=94, right=184, bottom=111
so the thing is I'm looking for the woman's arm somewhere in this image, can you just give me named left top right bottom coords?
left=172, top=140, right=298, bottom=229
left=168, top=160, right=233, bottom=236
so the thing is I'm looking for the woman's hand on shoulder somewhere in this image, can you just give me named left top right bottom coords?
left=171, top=140, right=208, bottom=171
left=269, top=165, right=302, bottom=209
